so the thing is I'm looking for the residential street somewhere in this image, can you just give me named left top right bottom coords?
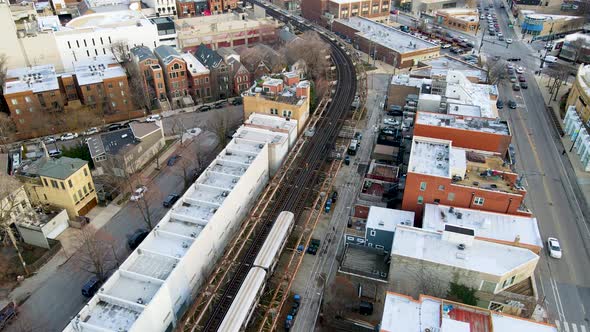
left=481, top=1, right=590, bottom=330
left=5, top=108, right=243, bottom=332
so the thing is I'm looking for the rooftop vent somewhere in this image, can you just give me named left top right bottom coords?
left=457, top=243, right=466, bottom=250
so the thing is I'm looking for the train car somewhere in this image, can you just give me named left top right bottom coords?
left=217, top=267, right=267, bottom=332
left=253, top=211, right=295, bottom=273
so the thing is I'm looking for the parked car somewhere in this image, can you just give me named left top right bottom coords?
left=146, top=114, right=162, bottom=122
left=48, top=149, right=62, bottom=158
left=198, top=105, right=211, bottom=112
left=344, top=155, right=350, bottom=165
left=107, top=123, right=124, bottom=131
left=518, top=75, right=526, bottom=82
left=44, top=136, right=56, bottom=144
left=60, top=132, right=78, bottom=141
left=231, top=97, right=243, bottom=105
left=128, top=229, right=149, bottom=250
left=509, top=76, right=517, bottom=83
left=547, top=237, right=562, bottom=258
left=383, top=118, right=400, bottom=126
left=82, top=127, right=99, bottom=136
left=516, top=66, right=525, bottom=74
left=512, top=83, right=521, bottom=91
left=130, top=186, right=147, bottom=201
left=81, top=277, right=101, bottom=297
left=332, top=191, right=338, bottom=203
left=354, top=132, right=363, bottom=140
left=520, top=81, right=528, bottom=89
left=498, top=35, right=505, bottom=41
left=508, top=100, right=517, bottom=109
left=507, top=57, right=521, bottom=62
left=441, top=43, right=452, bottom=49
left=506, top=38, right=513, bottom=44
left=214, top=100, right=227, bottom=109
left=496, top=100, right=504, bottom=109
left=0, top=301, right=17, bottom=329
left=167, top=155, right=181, bottom=166
left=163, top=193, right=180, bottom=208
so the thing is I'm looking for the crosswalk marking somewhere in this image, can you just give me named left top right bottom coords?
left=564, top=322, right=571, bottom=332
left=581, top=324, right=587, bottom=332
left=556, top=320, right=590, bottom=332
left=573, top=323, right=579, bottom=332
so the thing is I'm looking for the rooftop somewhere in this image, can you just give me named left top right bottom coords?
left=381, top=292, right=558, bottom=332
left=16, top=207, right=64, bottom=229
left=407, top=136, right=452, bottom=177
left=4, top=65, right=60, bottom=95
left=416, top=111, right=510, bottom=136
left=180, top=53, right=209, bottom=75
left=366, top=206, right=414, bottom=233
left=521, top=10, right=582, bottom=21
left=64, top=10, right=150, bottom=29
left=245, top=113, right=298, bottom=133
left=154, top=45, right=182, bottom=66
left=130, top=45, right=157, bottom=62
left=390, top=74, right=432, bottom=88
left=18, top=157, right=87, bottom=180
left=391, top=225, right=539, bottom=277
left=422, top=204, right=542, bottom=248
left=335, top=16, right=439, bottom=54
left=414, top=55, right=488, bottom=82
left=243, top=75, right=310, bottom=106
left=73, top=56, right=127, bottom=86
left=444, top=70, right=498, bottom=119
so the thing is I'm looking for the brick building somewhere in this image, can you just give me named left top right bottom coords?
left=208, top=0, right=238, bottom=12
left=3, top=65, right=65, bottom=136
left=176, top=0, right=208, bottom=17
left=154, top=45, right=189, bottom=104
left=434, top=8, right=480, bottom=34
left=414, top=111, right=512, bottom=155
left=194, top=44, right=231, bottom=100
left=130, top=46, right=167, bottom=102
left=301, top=0, right=329, bottom=24
left=402, top=136, right=530, bottom=223
left=180, top=53, right=212, bottom=103
left=327, top=0, right=391, bottom=20
left=332, top=16, right=440, bottom=68
left=73, top=57, right=135, bottom=121
left=229, top=59, right=251, bottom=95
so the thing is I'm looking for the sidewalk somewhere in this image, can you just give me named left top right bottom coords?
left=534, top=74, right=590, bottom=208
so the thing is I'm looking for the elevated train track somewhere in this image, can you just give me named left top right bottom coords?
left=179, top=3, right=358, bottom=331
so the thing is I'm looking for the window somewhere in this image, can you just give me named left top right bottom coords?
left=502, top=275, right=516, bottom=289
left=474, top=197, right=485, bottom=205
left=88, top=182, right=93, bottom=191
left=67, top=41, right=71, bottom=49
left=73, top=193, right=77, bottom=202
left=119, top=81, right=124, bottom=87
left=78, top=189, right=83, bottom=198
left=29, top=107, right=35, bottom=113
left=76, top=40, right=79, bottom=48
left=51, top=180, right=58, bottom=188
left=83, top=168, right=88, bottom=176
left=108, top=83, right=113, bottom=89
left=43, top=178, right=48, bottom=186
left=60, top=182, right=65, bottom=190
left=282, top=110, right=292, bottom=117
left=83, top=39, right=87, bottom=47
left=11, top=99, right=17, bottom=105
left=438, top=185, right=445, bottom=191
left=68, top=179, right=73, bottom=188
left=448, top=192, right=455, bottom=201
left=370, top=230, right=376, bottom=237
left=24, top=96, right=32, bottom=103
left=417, top=195, right=424, bottom=204
left=205, top=77, right=209, bottom=83
left=420, top=182, right=427, bottom=191
left=83, top=185, right=88, bottom=194
left=15, top=109, right=21, bottom=115
left=270, top=108, right=278, bottom=115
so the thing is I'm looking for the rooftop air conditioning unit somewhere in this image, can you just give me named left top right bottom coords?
left=221, top=191, right=229, bottom=197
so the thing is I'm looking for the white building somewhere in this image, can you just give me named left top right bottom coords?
left=63, top=123, right=291, bottom=332
left=365, top=206, right=414, bottom=253
left=55, top=10, right=159, bottom=70
left=244, top=113, right=298, bottom=149
left=380, top=292, right=558, bottom=332
left=141, top=0, right=176, bottom=17
left=422, top=203, right=543, bottom=253
left=564, top=105, right=590, bottom=171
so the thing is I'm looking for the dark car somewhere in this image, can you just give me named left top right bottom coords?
left=496, top=100, right=504, bottom=109
left=507, top=57, right=521, bottom=62
left=163, top=193, right=180, bottom=208
left=214, top=100, right=227, bottom=109
left=344, top=155, right=350, bottom=165
left=508, top=100, right=517, bottom=109
left=520, top=81, right=528, bottom=89
left=81, top=277, right=101, bottom=297
left=387, top=109, right=403, bottom=116
left=332, top=191, right=338, bottom=203
left=107, top=123, right=124, bottom=131
left=231, top=97, right=243, bottom=105
left=128, top=229, right=149, bottom=250
left=167, top=155, right=181, bottom=166
left=198, top=105, right=211, bottom=112
left=512, top=83, right=521, bottom=91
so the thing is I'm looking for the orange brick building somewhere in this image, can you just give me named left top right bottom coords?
left=130, top=46, right=167, bottom=102
left=402, top=136, right=530, bottom=224
left=3, top=65, right=65, bottom=136
left=154, top=45, right=189, bottom=104
left=207, top=0, right=237, bottom=12
left=414, top=111, right=512, bottom=155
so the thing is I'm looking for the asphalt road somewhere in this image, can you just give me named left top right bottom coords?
left=6, top=108, right=243, bottom=332
left=481, top=0, right=590, bottom=330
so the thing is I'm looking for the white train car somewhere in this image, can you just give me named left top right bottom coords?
left=253, top=211, right=295, bottom=272
left=217, top=267, right=267, bottom=332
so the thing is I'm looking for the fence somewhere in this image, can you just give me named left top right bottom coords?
left=28, top=239, right=62, bottom=273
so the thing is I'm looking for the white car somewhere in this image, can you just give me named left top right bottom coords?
left=516, top=66, right=524, bottom=74
left=497, top=32, right=503, bottom=37
left=547, top=237, right=562, bottom=259
left=506, top=38, right=513, bottom=44
left=83, top=127, right=99, bottom=136
left=441, top=43, right=452, bottom=49
left=130, top=186, right=147, bottom=202
left=44, top=136, right=56, bottom=144
left=146, top=114, right=162, bottom=122
left=60, top=133, right=78, bottom=141
left=384, top=118, right=400, bottom=126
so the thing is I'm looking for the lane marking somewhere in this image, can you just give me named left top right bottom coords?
left=565, top=322, right=571, bottom=332
left=581, top=324, right=587, bottom=332
left=573, top=324, right=579, bottom=332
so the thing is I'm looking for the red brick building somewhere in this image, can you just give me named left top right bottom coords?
left=301, top=0, right=328, bottom=24
left=180, top=53, right=212, bottom=103
left=402, top=136, right=530, bottom=224
left=414, top=111, right=512, bottom=155
left=154, top=45, right=189, bottom=103
left=229, top=60, right=251, bottom=95
left=207, top=0, right=237, bottom=12
left=130, top=46, right=167, bottom=102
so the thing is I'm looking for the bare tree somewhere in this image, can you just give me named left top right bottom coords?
left=0, top=54, right=8, bottom=115
left=403, top=260, right=449, bottom=298
left=484, top=56, right=505, bottom=85
left=110, top=40, right=130, bottom=64
left=174, top=155, right=195, bottom=190
left=569, top=37, right=586, bottom=63
left=205, top=110, right=232, bottom=148
left=73, top=226, right=119, bottom=282
left=0, top=176, right=30, bottom=276
left=282, top=31, right=331, bottom=81
left=124, top=61, right=153, bottom=112
left=0, top=112, right=16, bottom=146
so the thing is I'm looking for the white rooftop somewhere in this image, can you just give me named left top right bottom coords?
left=521, top=10, right=581, bottom=21
left=233, top=127, right=288, bottom=145
left=366, top=206, right=414, bottom=233
left=422, top=204, right=543, bottom=248
left=245, top=113, right=298, bottom=132
left=391, top=225, right=539, bottom=277
left=416, top=111, right=510, bottom=135
left=444, top=70, right=498, bottom=119
left=180, top=53, right=210, bottom=75
left=65, top=10, right=150, bottom=29
left=391, top=74, right=432, bottom=88
left=263, top=78, right=284, bottom=87
left=4, top=65, right=60, bottom=95
left=73, top=56, right=127, bottom=86
left=381, top=292, right=558, bottom=332
left=407, top=136, right=452, bottom=177
left=336, top=16, right=439, bottom=54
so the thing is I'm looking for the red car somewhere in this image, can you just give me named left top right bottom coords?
left=518, top=75, right=526, bottom=82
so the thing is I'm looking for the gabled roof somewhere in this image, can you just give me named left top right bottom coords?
left=194, top=44, right=224, bottom=69
left=130, top=45, right=157, bottom=62
left=154, top=45, right=183, bottom=66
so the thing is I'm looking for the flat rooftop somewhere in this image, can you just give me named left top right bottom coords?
left=407, top=136, right=451, bottom=177
left=445, top=71, right=498, bottom=119
left=83, top=300, right=141, bottom=331
left=455, top=151, right=520, bottom=194
left=414, top=55, right=487, bottom=82
left=391, top=225, right=539, bottom=277
left=416, top=111, right=510, bottom=136
left=336, top=16, right=439, bottom=54
left=180, top=53, right=210, bottom=75
left=233, top=127, right=287, bottom=145
left=4, top=65, right=59, bottom=95
left=367, top=206, right=414, bottom=233
left=73, top=56, right=127, bottom=86
left=245, top=113, right=298, bottom=132
left=391, top=74, right=432, bottom=88
left=381, top=292, right=558, bottom=332
left=422, top=204, right=543, bottom=248
left=65, top=10, right=150, bottom=29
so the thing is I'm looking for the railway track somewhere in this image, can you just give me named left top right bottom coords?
left=180, top=4, right=358, bottom=331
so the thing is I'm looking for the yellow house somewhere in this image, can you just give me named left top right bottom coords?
left=243, top=75, right=311, bottom=135
left=17, top=157, right=98, bottom=218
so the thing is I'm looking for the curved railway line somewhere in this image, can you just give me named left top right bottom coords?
left=180, top=4, right=358, bottom=331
